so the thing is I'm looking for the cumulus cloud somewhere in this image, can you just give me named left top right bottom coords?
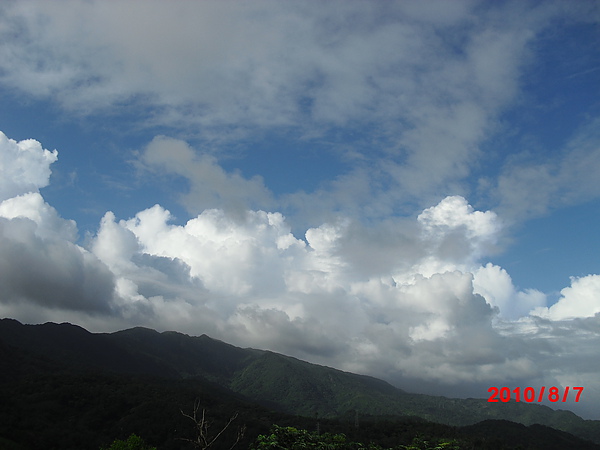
left=473, top=263, right=546, bottom=320
left=0, top=136, right=560, bottom=395
left=0, top=215, right=115, bottom=315
left=1, top=0, right=600, bottom=419
left=0, top=192, right=77, bottom=242
left=0, top=131, right=58, bottom=201
left=119, top=205, right=302, bottom=300
left=417, top=195, right=500, bottom=263
left=0, top=131, right=116, bottom=321
left=109, top=204, right=516, bottom=391
left=78, top=190, right=600, bottom=417
left=418, top=196, right=500, bottom=239
left=81, top=194, right=540, bottom=392
left=2, top=127, right=600, bottom=416
left=531, top=274, right=600, bottom=320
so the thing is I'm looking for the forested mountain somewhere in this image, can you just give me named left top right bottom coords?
left=1, top=318, right=599, bottom=449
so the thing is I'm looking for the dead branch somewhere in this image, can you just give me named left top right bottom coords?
left=178, top=399, right=244, bottom=450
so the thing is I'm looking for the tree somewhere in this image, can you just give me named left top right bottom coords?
left=250, top=424, right=379, bottom=449
left=178, top=398, right=245, bottom=449
left=250, top=425, right=465, bottom=450
left=400, top=436, right=462, bottom=450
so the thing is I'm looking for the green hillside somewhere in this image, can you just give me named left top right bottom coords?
left=2, top=318, right=600, bottom=448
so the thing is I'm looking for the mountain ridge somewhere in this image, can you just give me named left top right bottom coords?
left=2, top=317, right=600, bottom=446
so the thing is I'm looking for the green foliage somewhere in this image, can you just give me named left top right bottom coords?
left=251, top=425, right=464, bottom=450
left=398, top=436, right=461, bottom=450
left=251, top=424, right=372, bottom=449
left=101, top=433, right=156, bottom=450
left=3, top=319, right=600, bottom=449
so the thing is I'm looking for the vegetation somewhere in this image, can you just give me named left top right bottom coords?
left=101, top=434, right=156, bottom=450
left=2, top=318, right=600, bottom=450
left=250, top=425, right=375, bottom=449
left=178, top=399, right=246, bottom=449
left=249, top=424, right=462, bottom=449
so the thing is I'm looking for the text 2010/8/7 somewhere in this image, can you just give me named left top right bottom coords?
left=487, top=386, right=584, bottom=403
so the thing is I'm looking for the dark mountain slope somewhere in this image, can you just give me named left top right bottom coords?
left=0, top=318, right=176, bottom=377
left=460, top=419, right=600, bottom=450
left=107, top=326, right=262, bottom=382
left=231, top=350, right=408, bottom=417
left=0, top=364, right=272, bottom=449
left=2, top=317, right=600, bottom=446
left=1, top=318, right=413, bottom=417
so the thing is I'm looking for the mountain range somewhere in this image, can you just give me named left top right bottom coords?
left=1, top=317, right=599, bottom=449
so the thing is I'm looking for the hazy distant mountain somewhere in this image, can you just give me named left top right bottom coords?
left=2, top=318, right=600, bottom=448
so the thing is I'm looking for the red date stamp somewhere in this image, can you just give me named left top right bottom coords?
left=488, top=386, right=583, bottom=403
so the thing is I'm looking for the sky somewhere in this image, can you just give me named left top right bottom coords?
left=1, top=0, right=600, bottom=418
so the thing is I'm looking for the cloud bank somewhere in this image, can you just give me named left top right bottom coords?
left=2, top=129, right=600, bottom=418
left=1, top=0, right=600, bottom=420
left=0, top=132, right=116, bottom=322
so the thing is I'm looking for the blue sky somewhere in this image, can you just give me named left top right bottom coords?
left=1, top=1, right=600, bottom=418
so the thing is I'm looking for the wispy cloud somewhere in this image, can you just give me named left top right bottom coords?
left=0, top=0, right=562, bottom=214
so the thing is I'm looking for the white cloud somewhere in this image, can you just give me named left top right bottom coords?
left=415, top=196, right=501, bottom=274
left=1, top=2, right=597, bottom=226
left=91, top=209, right=212, bottom=326
left=118, top=205, right=304, bottom=298
left=418, top=195, right=500, bottom=240
left=531, top=274, right=600, bottom=320
left=0, top=0, right=568, bottom=218
left=1, top=135, right=599, bottom=415
left=1, top=0, right=600, bottom=418
left=0, top=130, right=115, bottom=319
left=0, top=192, right=77, bottom=242
left=91, top=211, right=139, bottom=273
left=79, top=195, right=525, bottom=390
left=473, top=263, right=546, bottom=320
left=0, top=131, right=58, bottom=201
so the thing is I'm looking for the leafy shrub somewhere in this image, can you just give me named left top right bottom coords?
left=101, top=433, right=156, bottom=450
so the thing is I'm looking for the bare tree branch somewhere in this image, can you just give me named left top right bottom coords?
left=178, top=399, right=244, bottom=449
